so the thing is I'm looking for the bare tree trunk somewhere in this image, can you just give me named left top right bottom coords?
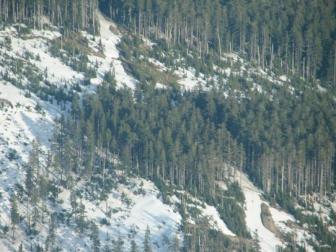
left=334, top=45, right=336, bottom=86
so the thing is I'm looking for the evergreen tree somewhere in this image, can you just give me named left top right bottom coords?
left=10, top=193, right=20, bottom=239
left=252, top=230, right=261, bottom=252
left=130, top=240, right=138, bottom=252
left=18, top=244, right=23, bottom=252
left=77, top=202, right=86, bottom=233
left=25, top=165, right=34, bottom=198
left=90, top=223, right=100, bottom=252
left=113, top=235, right=124, bottom=252
left=45, top=215, right=57, bottom=251
left=143, top=226, right=152, bottom=252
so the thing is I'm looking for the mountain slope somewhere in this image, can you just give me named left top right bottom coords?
left=0, top=9, right=335, bottom=252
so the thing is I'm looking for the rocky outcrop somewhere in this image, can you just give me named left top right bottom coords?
left=260, top=203, right=280, bottom=235
left=0, top=98, right=13, bottom=109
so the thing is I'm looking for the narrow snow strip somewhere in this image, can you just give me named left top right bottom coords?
left=183, top=192, right=236, bottom=237
left=239, top=172, right=283, bottom=251
left=97, top=12, right=136, bottom=89
left=202, top=205, right=236, bottom=236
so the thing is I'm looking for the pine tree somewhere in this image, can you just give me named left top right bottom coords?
left=45, top=215, right=56, bottom=251
left=25, top=162, right=34, bottom=233
left=253, top=230, right=261, bottom=252
left=77, top=202, right=86, bottom=233
left=10, top=193, right=20, bottom=239
left=113, top=235, right=124, bottom=252
left=143, top=226, right=152, bottom=252
left=70, top=190, right=78, bottom=215
left=130, top=240, right=138, bottom=252
left=25, top=165, right=34, bottom=198
left=18, top=243, right=23, bottom=252
left=90, top=223, right=100, bottom=252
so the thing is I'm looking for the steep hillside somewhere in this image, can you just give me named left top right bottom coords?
left=0, top=14, right=183, bottom=251
left=0, top=7, right=335, bottom=252
left=0, top=12, right=236, bottom=252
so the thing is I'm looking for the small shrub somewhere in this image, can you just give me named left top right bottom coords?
left=225, top=182, right=245, bottom=203
left=7, top=148, right=19, bottom=161
left=2, top=225, right=9, bottom=234
left=100, top=218, right=110, bottom=226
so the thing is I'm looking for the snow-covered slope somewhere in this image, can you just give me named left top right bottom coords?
left=0, top=13, right=137, bottom=90
left=93, top=12, right=137, bottom=89
left=0, top=81, right=183, bottom=251
left=1, top=11, right=335, bottom=252
left=142, top=48, right=295, bottom=96
left=0, top=26, right=83, bottom=87
left=241, top=174, right=283, bottom=251
left=237, top=172, right=315, bottom=251
left=0, top=14, right=181, bottom=251
left=0, top=13, right=241, bottom=252
left=56, top=175, right=182, bottom=251
left=0, top=80, right=59, bottom=251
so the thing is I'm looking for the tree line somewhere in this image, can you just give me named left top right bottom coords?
left=1, top=0, right=335, bottom=84
left=100, top=0, right=336, bottom=85
left=2, top=0, right=335, bottom=84
left=53, top=73, right=335, bottom=203
left=9, top=140, right=163, bottom=251
left=0, top=0, right=98, bottom=34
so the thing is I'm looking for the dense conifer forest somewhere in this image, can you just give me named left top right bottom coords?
left=53, top=72, right=335, bottom=203
left=1, top=0, right=335, bottom=83
left=1, top=0, right=335, bottom=207
left=1, top=0, right=336, bottom=250
left=100, top=0, right=336, bottom=85
left=0, top=0, right=98, bottom=33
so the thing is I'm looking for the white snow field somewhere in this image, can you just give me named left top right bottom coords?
left=0, top=15, right=180, bottom=251
left=0, top=81, right=60, bottom=250
left=201, top=203, right=236, bottom=236
left=0, top=10, right=328, bottom=252
left=57, top=176, right=183, bottom=251
left=0, top=27, right=83, bottom=86
left=0, top=81, right=183, bottom=251
left=239, top=172, right=283, bottom=251
left=94, top=12, right=137, bottom=89
left=237, top=171, right=315, bottom=251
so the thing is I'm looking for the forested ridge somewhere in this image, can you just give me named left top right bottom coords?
left=0, top=0, right=99, bottom=33
left=1, top=0, right=336, bottom=250
left=54, top=73, right=335, bottom=203
left=1, top=0, right=336, bottom=84
left=2, top=0, right=335, bottom=202
left=100, top=0, right=336, bottom=85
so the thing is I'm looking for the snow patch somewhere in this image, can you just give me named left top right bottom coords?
left=239, top=172, right=283, bottom=251
left=201, top=205, right=236, bottom=236
left=95, top=12, right=137, bottom=89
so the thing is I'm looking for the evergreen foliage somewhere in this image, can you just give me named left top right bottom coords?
left=1, top=1, right=336, bottom=250
left=143, top=226, right=152, bottom=252
left=55, top=77, right=335, bottom=199
left=130, top=240, right=138, bottom=252
left=100, top=0, right=336, bottom=84
left=2, top=1, right=335, bottom=83
left=10, top=193, right=19, bottom=238
left=0, top=0, right=99, bottom=34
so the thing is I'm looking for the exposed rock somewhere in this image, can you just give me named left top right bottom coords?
left=260, top=203, right=279, bottom=235
left=0, top=98, right=13, bottom=109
